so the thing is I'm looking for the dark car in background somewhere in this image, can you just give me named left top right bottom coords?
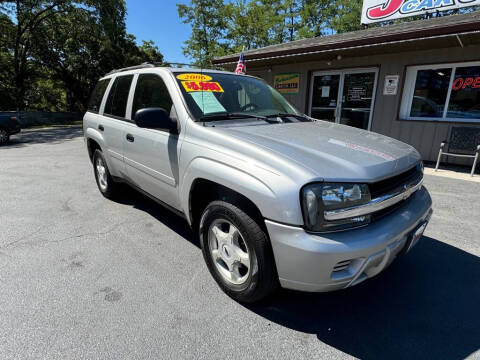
left=0, top=112, right=21, bottom=145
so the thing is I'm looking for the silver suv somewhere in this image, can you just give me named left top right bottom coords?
left=83, top=65, right=432, bottom=303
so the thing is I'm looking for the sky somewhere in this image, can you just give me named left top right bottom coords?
left=126, top=0, right=191, bottom=64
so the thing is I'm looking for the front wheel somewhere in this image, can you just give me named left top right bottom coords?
left=0, top=129, right=10, bottom=145
left=199, top=201, right=278, bottom=303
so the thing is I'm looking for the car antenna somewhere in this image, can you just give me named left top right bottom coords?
left=201, top=58, right=205, bottom=126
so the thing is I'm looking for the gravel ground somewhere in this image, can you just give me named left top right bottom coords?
left=0, top=127, right=479, bottom=360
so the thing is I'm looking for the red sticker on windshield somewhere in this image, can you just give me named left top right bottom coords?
left=181, top=81, right=224, bottom=93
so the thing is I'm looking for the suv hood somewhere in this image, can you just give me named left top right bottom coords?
left=214, top=121, right=421, bottom=182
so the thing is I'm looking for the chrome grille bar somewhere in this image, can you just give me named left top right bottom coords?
left=324, top=177, right=424, bottom=221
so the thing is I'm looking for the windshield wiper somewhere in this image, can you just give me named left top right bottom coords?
left=200, top=113, right=277, bottom=123
left=266, top=113, right=308, bottom=121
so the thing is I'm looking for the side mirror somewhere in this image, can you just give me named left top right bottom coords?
left=134, top=107, right=178, bottom=134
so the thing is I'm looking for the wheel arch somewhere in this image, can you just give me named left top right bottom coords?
left=181, top=159, right=278, bottom=232
left=84, top=127, right=106, bottom=163
left=87, top=138, right=102, bottom=162
left=188, top=178, right=267, bottom=234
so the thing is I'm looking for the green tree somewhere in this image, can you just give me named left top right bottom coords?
left=224, top=0, right=272, bottom=51
left=327, top=0, right=363, bottom=33
left=297, top=0, right=330, bottom=38
left=0, top=0, right=73, bottom=110
left=177, top=0, right=230, bottom=66
left=0, top=0, right=164, bottom=111
left=138, top=40, right=165, bottom=64
left=0, top=12, right=16, bottom=109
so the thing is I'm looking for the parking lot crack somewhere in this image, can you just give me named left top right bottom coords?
left=1, top=219, right=139, bottom=250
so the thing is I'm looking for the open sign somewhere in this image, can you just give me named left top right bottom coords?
left=452, top=77, right=480, bottom=91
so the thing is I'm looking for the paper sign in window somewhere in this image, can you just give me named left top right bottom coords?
left=190, top=92, right=226, bottom=114
left=321, top=86, right=330, bottom=98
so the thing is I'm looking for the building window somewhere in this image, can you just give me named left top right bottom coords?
left=401, top=61, right=480, bottom=123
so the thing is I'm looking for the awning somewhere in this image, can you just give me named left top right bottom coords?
left=212, top=11, right=480, bottom=67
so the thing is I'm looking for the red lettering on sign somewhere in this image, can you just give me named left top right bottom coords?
left=452, top=77, right=480, bottom=90
left=367, top=0, right=403, bottom=19
left=186, top=81, right=199, bottom=91
left=463, top=77, right=474, bottom=89
left=473, top=77, right=480, bottom=89
left=452, top=78, right=463, bottom=91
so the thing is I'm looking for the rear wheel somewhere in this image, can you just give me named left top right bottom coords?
left=93, top=149, right=119, bottom=199
left=0, top=129, right=9, bottom=145
left=199, top=200, right=278, bottom=303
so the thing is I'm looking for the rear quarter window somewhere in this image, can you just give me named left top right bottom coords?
left=87, top=79, right=110, bottom=113
left=104, top=75, right=134, bottom=118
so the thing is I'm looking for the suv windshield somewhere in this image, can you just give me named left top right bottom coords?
left=174, top=71, right=305, bottom=121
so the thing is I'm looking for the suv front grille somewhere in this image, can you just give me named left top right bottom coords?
left=369, top=165, right=422, bottom=199
left=368, top=164, right=423, bottom=221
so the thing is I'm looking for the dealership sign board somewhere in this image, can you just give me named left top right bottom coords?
left=361, top=0, right=480, bottom=24
left=274, top=73, right=300, bottom=94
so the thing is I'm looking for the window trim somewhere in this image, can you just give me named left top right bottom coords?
left=99, top=77, right=114, bottom=115
left=129, top=73, right=175, bottom=121
left=103, top=74, right=135, bottom=120
left=87, top=78, right=111, bottom=114
left=400, top=60, right=480, bottom=123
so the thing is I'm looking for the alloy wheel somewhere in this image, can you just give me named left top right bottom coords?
left=208, top=219, right=251, bottom=285
left=96, top=157, right=108, bottom=191
left=0, top=129, right=8, bottom=144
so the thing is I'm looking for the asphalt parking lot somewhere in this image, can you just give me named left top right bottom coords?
left=1, top=127, right=479, bottom=360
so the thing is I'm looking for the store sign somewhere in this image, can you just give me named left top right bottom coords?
left=347, top=86, right=367, bottom=101
left=452, top=76, right=480, bottom=90
left=361, top=0, right=480, bottom=24
left=384, top=75, right=399, bottom=95
left=274, top=73, right=300, bottom=94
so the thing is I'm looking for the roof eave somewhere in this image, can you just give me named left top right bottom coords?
left=212, top=17, right=480, bottom=65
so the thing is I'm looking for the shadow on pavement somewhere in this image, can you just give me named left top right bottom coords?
left=2, top=127, right=83, bottom=148
left=104, top=184, right=480, bottom=358
left=245, top=237, right=480, bottom=359
left=113, top=184, right=199, bottom=248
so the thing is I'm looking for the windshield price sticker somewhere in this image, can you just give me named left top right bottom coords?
left=177, top=73, right=212, bottom=82
left=181, top=81, right=224, bottom=93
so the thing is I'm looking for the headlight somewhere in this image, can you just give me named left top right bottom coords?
left=301, top=183, right=371, bottom=232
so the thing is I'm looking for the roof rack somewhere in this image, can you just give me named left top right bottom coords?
left=105, top=62, right=228, bottom=76
left=106, top=62, right=155, bottom=75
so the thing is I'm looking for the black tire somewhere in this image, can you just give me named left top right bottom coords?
left=199, top=200, right=278, bottom=303
left=0, top=129, right=9, bottom=145
left=92, top=149, right=119, bottom=199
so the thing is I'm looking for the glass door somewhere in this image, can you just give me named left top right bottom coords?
left=310, top=73, right=341, bottom=123
left=309, top=68, right=378, bottom=130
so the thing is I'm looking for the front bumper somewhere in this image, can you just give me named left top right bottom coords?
left=266, top=186, right=433, bottom=292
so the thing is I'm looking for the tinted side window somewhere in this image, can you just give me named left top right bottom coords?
left=88, top=79, right=110, bottom=113
left=104, top=75, right=134, bottom=118
left=132, top=74, right=173, bottom=117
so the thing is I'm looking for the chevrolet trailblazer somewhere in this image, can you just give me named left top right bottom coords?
left=83, top=64, right=432, bottom=303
